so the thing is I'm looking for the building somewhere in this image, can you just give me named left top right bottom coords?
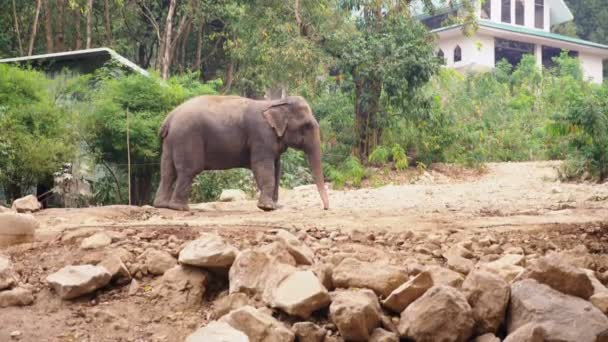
left=419, top=0, right=608, bottom=83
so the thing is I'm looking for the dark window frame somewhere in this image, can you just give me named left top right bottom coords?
left=481, top=0, right=492, bottom=19
left=515, top=0, right=524, bottom=25
left=454, top=45, right=462, bottom=63
left=535, top=0, right=544, bottom=29
left=502, top=0, right=511, bottom=23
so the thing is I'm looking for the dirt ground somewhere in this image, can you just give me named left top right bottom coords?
left=2, top=161, right=608, bottom=341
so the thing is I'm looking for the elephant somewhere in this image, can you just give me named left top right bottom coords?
left=153, top=95, right=329, bottom=211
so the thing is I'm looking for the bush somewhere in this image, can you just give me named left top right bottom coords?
left=190, top=169, right=256, bottom=203
left=0, top=65, right=76, bottom=201
left=329, top=156, right=366, bottom=189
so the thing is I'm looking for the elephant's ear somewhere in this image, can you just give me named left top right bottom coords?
left=263, top=101, right=290, bottom=138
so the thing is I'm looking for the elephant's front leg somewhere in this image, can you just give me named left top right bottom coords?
left=273, top=158, right=281, bottom=203
left=252, top=159, right=276, bottom=211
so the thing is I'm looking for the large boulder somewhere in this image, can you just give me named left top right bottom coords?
left=474, top=333, right=501, bottom=342
left=0, top=255, right=16, bottom=290
left=503, top=323, right=547, bottom=342
left=521, top=254, right=593, bottom=299
left=46, top=265, right=112, bottom=299
left=426, top=265, right=464, bottom=288
left=186, top=321, right=249, bottom=342
left=398, top=285, right=474, bottom=342
left=219, top=189, right=248, bottom=202
left=212, top=293, right=254, bottom=319
left=275, top=229, right=315, bottom=265
left=329, top=289, right=381, bottom=341
left=507, top=279, right=608, bottom=342
left=80, top=232, right=112, bottom=250
left=270, top=270, right=330, bottom=318
left=0, top=213, right=38, bottom=247
left=461, top=269, right=509, bottom=335
left=141, top=249, right=177, bottom=276
left=382, top=271, right=433, bottom=313
left=291, top=322, right=326, bottom=342
left=98, top=255, right=131, bottom=282
left=179, top=234, right=238, bottom=268
left=479, top=254, right=525, bottom=283
left=11, top=195, right=42, bottom=213
left=259, top=242, right=296, bottom=265
left=332, top=258, right=408, bottom=297
left=220, top=306, right=295, bottom=342
left=443, top=246, right=475, bottom=275
left=0, top=287, right=34, bottom=307
left=153, top=265, right=208, bottom=311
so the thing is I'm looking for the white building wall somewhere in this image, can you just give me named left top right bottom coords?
left=482, top=0, right=550, bottom=30
left=437, top=33, right=495, bottom=70
left=579, top=53, right=604, bottom=84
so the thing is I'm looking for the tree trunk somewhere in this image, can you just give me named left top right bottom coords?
left=194, top=23, right=203, bottom=71
left=11, top=0, right=23, bottom=55
left=74, top=9, right=82, bottom=50
left=103, top=0, right=112, bottom=45
left=86, top=0, right=93, bottom=49
left=224, top=61, right=234, bottom=92
left=43, top=0, right=54, bottom=53
left=28, top=0, right=43, bottom=56
left=55, top=0, right=65, bottom=51
left=354, top=75, right=382, bottom=161
left=161, top=0, right=177, bottom=80
left=179, top=21, right=191, bottom=72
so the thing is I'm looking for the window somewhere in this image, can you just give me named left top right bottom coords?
left=495, top=38, right=534, bottom=66
left=515, top=0, right=524, bottom=25
left=501, top=0, right=511, bottom=23
left=454, top=46, right=462, bottom=63
left=437, top=49, right=446, bottom=65
left=481, top=0, right=491, bottom=19
left=535, top=0, right=544, bottom=29
left=542, top=46, right=578, bottom=68
left=421, top=13, right=450, bottom=30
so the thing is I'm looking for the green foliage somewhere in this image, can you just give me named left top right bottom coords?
left=329, top=156, right=366, bottom=189
left=368, top=146, right=391, bottom=166
left=280, top=150, right=313, bottom=189
left=392, top=145, right=409, bottom=170
left=190, top=169, right=256, bottom=203
left=368, top=144, right=409, bottom=170
left=0, top=65, right=76, bottom=200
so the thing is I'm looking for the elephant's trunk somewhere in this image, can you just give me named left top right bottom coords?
left=307, top=130, right=329, bottom=210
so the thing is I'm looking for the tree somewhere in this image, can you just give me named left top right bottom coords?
left=28, top=0, right=43, bottom=56
left=86, top=0, right=93, bottom=49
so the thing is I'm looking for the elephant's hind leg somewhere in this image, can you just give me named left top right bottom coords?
left=153, top=147, right=176, bottom=208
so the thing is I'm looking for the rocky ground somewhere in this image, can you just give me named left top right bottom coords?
left=1, top=161, right=608, bottom=341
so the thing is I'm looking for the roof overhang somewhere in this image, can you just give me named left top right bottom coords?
left=432, top=20, right=608, bottom=58
left=548, top=0, right=574, bottom=26
left=0, top=48, right=149, bottom=76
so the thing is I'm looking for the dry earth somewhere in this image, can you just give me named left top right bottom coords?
left=1, top=161, right=608, bottom=341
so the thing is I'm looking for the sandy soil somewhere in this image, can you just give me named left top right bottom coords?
left=1, top=161, right=608, bottom=341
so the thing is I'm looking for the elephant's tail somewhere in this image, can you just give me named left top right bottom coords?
left=159, top=112, right=173, bottom=139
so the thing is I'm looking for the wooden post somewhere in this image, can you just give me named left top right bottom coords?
left=126, top=110, right=132, bottom=205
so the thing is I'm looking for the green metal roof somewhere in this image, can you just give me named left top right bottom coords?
left=432, top=19, right=608, bottom=51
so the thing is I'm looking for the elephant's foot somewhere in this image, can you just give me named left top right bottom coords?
left=167, top=201, right=190, bottom=211
left=153, top=199, right=171, bottom=209
left=257, top=198, right=276, bottom=211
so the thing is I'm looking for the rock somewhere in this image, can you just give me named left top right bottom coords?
left=0, top=205, right=10, bottom=213
left=521, top=254, right=593, bottom=299
left=212, top=293, right=253, bottom=319
left=0, top=287, right=34, bottom=307
left=220, top=306, right=294, bottom=342
left=259, top=242, right=296, bottom=265
left=291, top=322, right=326, bottom=342
left=474, top=333, right=501, bottom=342
left=382, top=271, right=433, bottom=313
left=369, top=328, right=399, bottom=342
left=179, top=234, right=238, bottom=268
left=0, top=213, right=38, bottom=247
left=559, top=244, right=594, bottom=269
left=461, top=269, right=510, bottom=335
left=219, top=189, right=248, bottom=202
left=275, top=229, right=315, bottom=265
left=128, top=279, right=139, bottom=296
left=61, top=227, right=100, bottom=242
left=10, top=330, right=21, bottom=339
left=398, top=286, right=474, bottom=342
left=98, top=255, right=131, bottom=281
left=443, top=246, right=475, bottom=275
left=186, top=321, right=249, bottom=342
left=229, top=250, right=272, bottom=295
left=80, top=232, right=112, bottom=250
left=312, top=263, right=334, bottom=290
left=154, top=265, right=207, bottom=310
left=332, top=258, right=408, bottom=297
left=141, top=249, right=177, bottom=275
left=479, top=254, right=525, bottom=283
left=46, top=265, right=111, bottom=299
left=11, top=195, right=41, bottom=213
left=591, top=292, right=608, bottom=314
left=329, top=289, right=381, bottom=341
left=583, top=269, right=607, bottom=294
left=507, top=279, right=608, bottom=342
left=426, top=265, right=464, bottom=288
left=271, top=270, right=330, bottom=318
left=0, top=255, right=16, bottom=290
left=503, top=323, right=546, bottom=342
